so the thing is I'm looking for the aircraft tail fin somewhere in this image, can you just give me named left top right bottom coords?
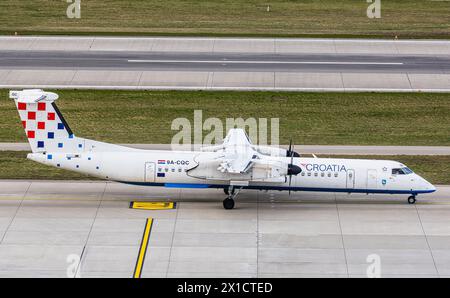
left=10, top=89, right=81, bottom=153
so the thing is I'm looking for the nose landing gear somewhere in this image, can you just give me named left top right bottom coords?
left=408, top=195, right=416, bottom=204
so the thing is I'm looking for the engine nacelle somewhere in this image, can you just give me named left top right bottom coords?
left=252, top=145, right=287, bottom=157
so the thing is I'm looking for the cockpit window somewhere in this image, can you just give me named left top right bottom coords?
left=403, top=167, right=413, bottom=174
left=392, top=168, right=403, bottom=175
left=392, top=167, right=413, bottom=175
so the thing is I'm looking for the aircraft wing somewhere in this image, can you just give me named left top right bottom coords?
left=189, top=128, right=292, bottom=182
left=217, top=129, right=256, bottom=174
left=217, top=150, right=256, bottom=174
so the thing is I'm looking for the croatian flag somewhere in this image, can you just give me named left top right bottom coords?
left=158, top=160, right=166, bottom=164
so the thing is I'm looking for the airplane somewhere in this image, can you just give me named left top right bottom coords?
left=10, top=89, right=436, bottom=209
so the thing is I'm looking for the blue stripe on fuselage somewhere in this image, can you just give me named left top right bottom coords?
left=116, top=181, right=435, bottom=195
left=165, top=183, right=209, bottom=188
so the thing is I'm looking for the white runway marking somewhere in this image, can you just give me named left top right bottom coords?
left=127, top=59, right=404, bottom=65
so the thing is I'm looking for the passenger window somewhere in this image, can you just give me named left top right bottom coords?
left=321, top=172, right=324, bottom=177
left=158, top=167, right=162, bottom=172
left=307, top=172, right=311, bottom=176
left=301, top=172, right=305, bottom=176
left=171, top=168, right=175, bottom=172
left=334, top=173, right=338, bottom=177
left=314, top=172, right=318, bottom=177
left=164, top=168, right=169, bottom=172
left=327, top=173, right=331, bottom=177
left=178, top=168, right=182, bottom=172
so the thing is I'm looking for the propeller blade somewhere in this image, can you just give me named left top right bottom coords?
left=291, top=143, right=294, bottom=162
left=289, top=174, right=292, bottom=195
left=288, top=141, right=295, bottom=196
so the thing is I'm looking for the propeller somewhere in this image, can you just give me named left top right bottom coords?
left=287, top=141, right=302, bottom=195
left=286, top=139, right=300, bottom=157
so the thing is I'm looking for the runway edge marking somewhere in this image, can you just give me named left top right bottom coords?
left=133, top=218, right=153, bottom=278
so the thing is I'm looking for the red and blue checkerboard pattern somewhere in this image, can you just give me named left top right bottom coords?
left=15, top=100, right=80, bottom=153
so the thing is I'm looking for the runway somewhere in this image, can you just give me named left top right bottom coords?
left=1, top=180, right=450, bottom=278
left=1, top=143, right=450, bottom=155
left=1, top=36, right=449, bottom=91
left=1, top=50, right=449, bottom=73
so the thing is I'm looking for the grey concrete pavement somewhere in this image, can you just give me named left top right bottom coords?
left=0, top=36, right=449, bottom=92
left=1, top=142, right=450, bottom=155
left=1, top=36, right=449, bottom=55
left=0, top=180, right=449, bottom=277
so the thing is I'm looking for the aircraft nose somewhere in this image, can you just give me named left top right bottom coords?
left=428, top=182, right=437, bottom=192
left=419, top=175, right=436, bottom=193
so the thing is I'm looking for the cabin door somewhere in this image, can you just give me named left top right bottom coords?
left=346, top=169, right=355, bottom=189
left=144, top=162, right=156, bottom=182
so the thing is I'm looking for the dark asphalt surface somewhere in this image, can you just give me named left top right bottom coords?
left=1, top=50, right=449, bottom=73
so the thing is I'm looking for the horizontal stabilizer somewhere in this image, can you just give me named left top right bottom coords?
left=9, top=89, right=59, bottom=103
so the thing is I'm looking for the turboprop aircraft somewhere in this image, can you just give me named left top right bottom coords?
left=10, top=89, right=436, bottom=209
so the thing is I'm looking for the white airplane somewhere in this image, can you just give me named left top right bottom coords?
left=10, top=89, right=436, bottom=209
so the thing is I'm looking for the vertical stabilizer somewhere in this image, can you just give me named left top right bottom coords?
left=10, top=89, right=81, bottom=153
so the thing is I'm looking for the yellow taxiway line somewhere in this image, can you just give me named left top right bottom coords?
left=133, top=218, right=153, bottom=278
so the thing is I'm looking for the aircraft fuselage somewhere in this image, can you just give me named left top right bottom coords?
left=29, top=148, right=436, bottom=196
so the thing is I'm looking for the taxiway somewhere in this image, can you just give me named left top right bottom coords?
left=1, top=180, right=449, bottom=277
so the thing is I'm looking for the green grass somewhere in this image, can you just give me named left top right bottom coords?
left=0, top=0, right=449, bottom=38
left=1, top=89, right=449, bottom=146
left=0, top=151, right=448, bottom=184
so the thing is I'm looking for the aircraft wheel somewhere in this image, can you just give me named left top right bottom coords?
left=408, top=196, right=416, bottom=204
left=223, top=198, right=235, bottom=210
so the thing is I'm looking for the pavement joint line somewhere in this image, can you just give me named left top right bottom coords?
left=335, top=194, right=349, bottom=277
left=339, top=71, right=344, bottom=89
left=406, top=72, right=413, bottom=89
left=165, top=200, right=180, bottom=278
left=133, top=217, right=154, bottom=278
left=415, top=204, right=440, bottom=277
left=332, top=39, right=336, bottom=54
left=0, top=181, right=31, bottom=245
left=75, top=182, right=107, bottom=278
left=136, top=70, right=144, bottom=88
left=88, top=38, right=95, bottom=50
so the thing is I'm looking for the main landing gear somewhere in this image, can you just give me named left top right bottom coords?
left=408, top=195, right=416, bottom=204
left=223, top=186, right=240, bottom=210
